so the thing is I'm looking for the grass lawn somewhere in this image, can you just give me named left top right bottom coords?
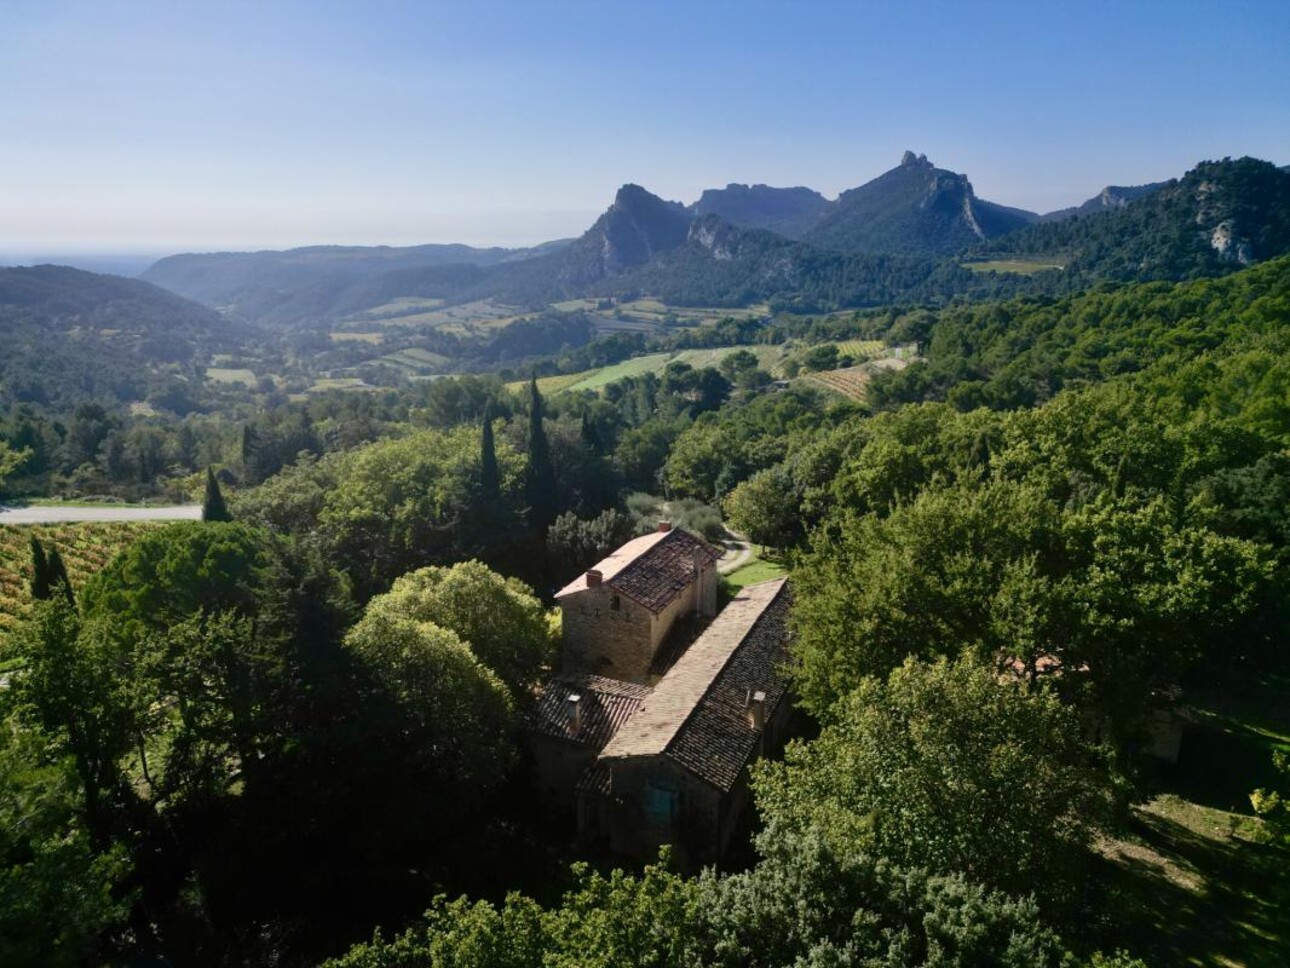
left=1090, top=670, right=1290, bottom=965
left=722, top=554, right=787, bottom=591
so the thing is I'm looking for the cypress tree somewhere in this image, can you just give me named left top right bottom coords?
left=580, top=410, right=602, bottom=454
left=480, top=409, right=500, bottom=502
left=526, top=376, right=557, bottom=531
left=203, top=467, right=233, bottom=522
left=241, top=424, right=260, bottom=482
left=29, top=535, right=50, bottom=601
left=46, top=547, right=75, bottom=606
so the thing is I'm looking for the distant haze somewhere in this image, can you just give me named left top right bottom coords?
left=3, top=1, right=1287, bottom=256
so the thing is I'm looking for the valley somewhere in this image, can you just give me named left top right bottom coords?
left=2, top=148, right=1287, bottom=968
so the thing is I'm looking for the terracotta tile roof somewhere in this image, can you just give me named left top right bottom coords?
left=554, top=528, right=722, bottom=613
left=527, top=674, right=652, bottom=750
left=668, top=582, right=793, bottom=790
left=599, top=579, right=792, bottom=791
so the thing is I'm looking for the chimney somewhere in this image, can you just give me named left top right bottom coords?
left=745, top=689, right=767, bottom=730
left=657, top=520, right=672, bottom=533
left=586, top=569, right=603, bottom=588
left=566, top=693, right=582, bottom=732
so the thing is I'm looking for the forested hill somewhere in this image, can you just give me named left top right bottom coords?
left=870, top=252, right=1290, bottom=412
left=974, top=157, right=1290, bottom=281
left=1038, top=181, right=1168, bottom=222
left=0, top=265, right=253, bottom=411
left=139, top=240, right=566, bottom=328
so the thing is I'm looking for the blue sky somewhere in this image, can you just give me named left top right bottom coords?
left=2, top=0, right=1287, bottom=254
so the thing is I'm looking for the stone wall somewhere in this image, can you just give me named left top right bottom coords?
left=561, top=586, right=655, bottom=682
left=529, top=733, right=599, bottom=812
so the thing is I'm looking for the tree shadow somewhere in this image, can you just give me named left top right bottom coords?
left=1091, top=807, right=1288, bottom=967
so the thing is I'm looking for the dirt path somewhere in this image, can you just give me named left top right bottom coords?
left=0, top=504, right=202, bottom=524
left=717, top=534, right=754, bottom=574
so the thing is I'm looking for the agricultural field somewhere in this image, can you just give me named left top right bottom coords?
left=801, top=354, right=912, bottom=402
left=961, top=257, right=1067, bottom=275
left=562, top=353, right=674, bottom=391
left=338, top=298, right=526, bottom=337
left=831, top=339, right=884, bottom=361
left=555, top=297, right=770, bottom=331
left=205, top=367, right=258, bottom=386
left=378, top=347, right=450, bottom=374
left=508, top=342, right=883, bottom=397
left=508, top=371, right=595, bottom=395
left=801, top=367, right=873, bottom=401
left=329, top=331, right=385, bottom=344
left=0, top=522, right=160, bottom=641
left=341, top=296, right=446, bottom=322
left=307, top=377, right=376, bottom=393
left=673, top=344, right=788, bottom=373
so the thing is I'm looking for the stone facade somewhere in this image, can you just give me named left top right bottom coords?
left=556, top=524, right=720, bottom=685
left=560, top=585, right=657, bottom=682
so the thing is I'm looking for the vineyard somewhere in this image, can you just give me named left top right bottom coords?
left=0, top=522, right=160, bottom=641
left=802, top=355, right=912, bottom=402
left=801, top=367, right=874, bottom=401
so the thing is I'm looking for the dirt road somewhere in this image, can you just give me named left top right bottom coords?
left=0, top=504, right=202, bottom=525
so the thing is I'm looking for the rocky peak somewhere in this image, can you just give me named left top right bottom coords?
left=558, top=184, right=690, bottom=285
left=900, top=150, right=931, bottom=168
left=612, top=183, right=686, bottom=217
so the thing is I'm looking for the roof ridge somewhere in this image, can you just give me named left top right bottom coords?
left=600, top=578, right=787, bottom=762
left=659, top=578, right=787, bottom=752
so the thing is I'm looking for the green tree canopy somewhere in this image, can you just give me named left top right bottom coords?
left=326, top=824, right=1073, bottom=968
left=755, top=657, right=1110, bottom=907
left=343, top=610, right=516, bottom=800
left=78, top=522, right=279, bottom=649
left=526, top=377, right=558, bottom=531
left=0, top=709, right=131, bottom=968
left=362, top=560, right=554, bottom=696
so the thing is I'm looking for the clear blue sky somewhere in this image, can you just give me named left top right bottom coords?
left=2, top=0, right=1287, bottom=254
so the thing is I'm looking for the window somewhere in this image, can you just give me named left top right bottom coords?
left=610, top=595, right=621, bottom=611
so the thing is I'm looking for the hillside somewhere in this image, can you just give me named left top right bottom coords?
left=0, top=265, right=254, bottom=412
left=803, top=151, right=1038, bottom=256
left=975, top=157, right=1290, bottom=281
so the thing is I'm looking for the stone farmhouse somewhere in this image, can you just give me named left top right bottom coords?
left=528, top=522, right=795, bottom=866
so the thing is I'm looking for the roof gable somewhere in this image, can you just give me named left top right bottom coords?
left=555, top=528, right=722, bottom=613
